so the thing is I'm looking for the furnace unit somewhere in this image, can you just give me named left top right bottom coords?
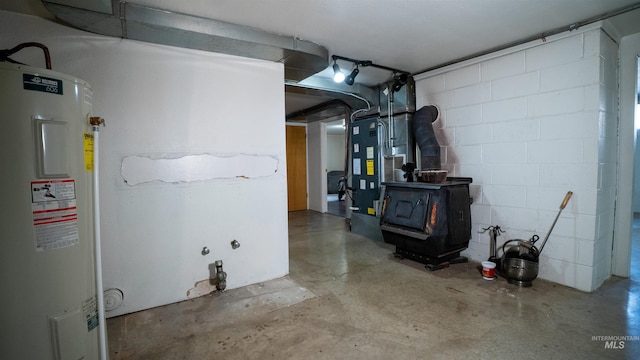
left=348, top=78, right=416, bottom=239
left=350, top=116, right=380, bottom=216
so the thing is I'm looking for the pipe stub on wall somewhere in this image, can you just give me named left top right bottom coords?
left=104, top=288, right=124, bottom=312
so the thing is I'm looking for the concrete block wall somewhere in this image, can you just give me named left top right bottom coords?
left=593, top=30, right=620, bottom=289
left=414, top=25, right=618, bottom=291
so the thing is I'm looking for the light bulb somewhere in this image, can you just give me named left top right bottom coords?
left=333, top=63, right=345, bottom=83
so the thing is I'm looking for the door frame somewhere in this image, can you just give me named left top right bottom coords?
left=286, top=124, right=308, bottom=211
left=307, top=121, right=328, bottom=213
left=612, top=32, right=640, bottom=277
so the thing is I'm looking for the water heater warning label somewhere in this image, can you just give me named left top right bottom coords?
left=83, top=296, right=99, bottom=331
left=31, top=180, right=79, bottom=252
left=84, top=132, right=94, bottom=172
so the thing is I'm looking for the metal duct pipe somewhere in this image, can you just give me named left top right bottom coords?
left=387, top=87, right=394, bottom=153
left=412, top=105, right=440, bottom=170
left=285, top=99, right=351, bottom=121
left=41, top=0, right=328, bottom=82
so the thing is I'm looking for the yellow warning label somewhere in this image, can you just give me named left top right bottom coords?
left=83, top=132, right=94, bottom=172
left=367, top=207, right=375, bottom=215
left=366, top=159, right=374, bottom=175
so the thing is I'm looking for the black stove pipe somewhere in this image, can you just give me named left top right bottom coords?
left=412, top=105, right=440, bottom=170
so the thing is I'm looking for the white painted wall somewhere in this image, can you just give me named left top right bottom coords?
left=634, top=129, right=640, bottom=213
left=307, top=121, right=327, bottom=213
left=414, top=23, right=621, bottom=292
left=327, top=134, right=346, bottom=171
left=1, top=11, right=289, bottom=316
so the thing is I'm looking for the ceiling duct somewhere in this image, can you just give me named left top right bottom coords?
left=285, top=99, right=352, bottom=122
left=41, top=0, right=329, bottom=82
left=287, top=76, right=379, bottom=116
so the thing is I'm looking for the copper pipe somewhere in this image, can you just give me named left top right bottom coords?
left=1, top=42, right=52, bottom=69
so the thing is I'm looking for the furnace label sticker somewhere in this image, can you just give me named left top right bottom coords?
left=353, top=126, right=359, bottom=135
left=84, top=132, right=94, bottom=172
left=31, top=180, right=79, bottom=252
left=366, top=146, right=374, bottom=159
left=353, top=159, right=361, bottom=175
left=366, top=159, right=374, bottom=175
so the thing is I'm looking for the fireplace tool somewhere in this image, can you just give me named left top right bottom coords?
left=499, top=191, right=573, bottom=287
left=480, top=225, right=504, bottom=266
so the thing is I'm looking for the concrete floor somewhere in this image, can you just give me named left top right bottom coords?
left=108, top=211, right=639, bottom=359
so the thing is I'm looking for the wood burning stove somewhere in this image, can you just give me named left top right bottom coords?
left=379, top=177, right=472, bottom=270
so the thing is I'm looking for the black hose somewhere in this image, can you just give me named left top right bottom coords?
left=0, top=42, right=51, bottom=69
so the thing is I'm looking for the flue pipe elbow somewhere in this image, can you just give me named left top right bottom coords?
left=412, top=105, right=441, bottom=170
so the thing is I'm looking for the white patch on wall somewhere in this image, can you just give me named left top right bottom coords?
left=121, top=154, right=278, bottom=185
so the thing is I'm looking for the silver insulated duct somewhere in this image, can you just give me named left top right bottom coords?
left=375, top=77, right=416, bottom=182
left=41, top=0, right=328, bottom=82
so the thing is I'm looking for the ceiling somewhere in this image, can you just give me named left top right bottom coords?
left=3, top=0, right=640, bottom=123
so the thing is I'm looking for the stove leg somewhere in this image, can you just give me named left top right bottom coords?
left=425, top=256, right=468, bottom=271
left=394, top=247, right=469, bottom=271
left=426, top=263, right=448, bottom=271
left=449, top=256, right=468, bottom=264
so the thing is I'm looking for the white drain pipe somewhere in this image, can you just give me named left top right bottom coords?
left=90, top=117, right=108, bottom=360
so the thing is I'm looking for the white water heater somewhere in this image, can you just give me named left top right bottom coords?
left=0, top=62, right=100, bottom=359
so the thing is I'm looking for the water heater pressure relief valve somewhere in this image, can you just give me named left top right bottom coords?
left=89, top=116, right=105, bottom=127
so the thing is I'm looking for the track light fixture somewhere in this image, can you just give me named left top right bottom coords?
left=392, top=72, right=409, bottom=92
left=344, top=66, right=359, bottom=85
left=331, top=54, right=410, bottom=91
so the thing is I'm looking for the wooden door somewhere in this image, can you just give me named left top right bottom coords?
left=286, top=125, right=307, bottom=211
